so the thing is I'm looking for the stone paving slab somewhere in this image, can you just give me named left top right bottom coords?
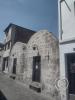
left=0, top=72, right=50, bottom=100
left=70, top=94, right=75, bottom=100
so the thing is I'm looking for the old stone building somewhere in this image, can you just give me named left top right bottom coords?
left=9, top=42, right=27, bottom=80
left=23, top=30, right=59, bottom=99
left=1, top=23, right=59, bottom=100
left=2, top=23, right=35, bottom=73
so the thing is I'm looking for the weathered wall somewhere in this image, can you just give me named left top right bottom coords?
left=0, top=50, right=4, bottom=71
left=23, top=30, right=59, bottom=99
left=9, top=42, right=27, bottom=80
left=3, top=30, right=59, bottom=100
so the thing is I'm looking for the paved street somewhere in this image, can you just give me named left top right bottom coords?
left=0, top=72, right=50, bottom=100
left=70, top=94, right=75, bottom=100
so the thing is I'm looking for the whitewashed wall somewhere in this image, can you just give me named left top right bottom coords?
left=5, top=27, right=12, bottom=43
left=58, top=0, right=75, bottom=100
left=59, top=0, right=75, bottom=41
left=59, top=42, right=75, bottom=100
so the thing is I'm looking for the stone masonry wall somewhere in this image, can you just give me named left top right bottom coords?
left=23, top=30, right=59, bottom=100
left=6, top=30, right=59, bottom=100
left=9, top=42, right=27, bottom=81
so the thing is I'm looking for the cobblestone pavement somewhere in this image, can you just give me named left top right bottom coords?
left=0, top=72, right=50, bottom=100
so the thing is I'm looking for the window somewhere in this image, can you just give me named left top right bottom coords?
left=32, top=44, right=38, bottom=50
left=6, top=44, right=8, bottom=50
left=8, top=42, right=10, bottom=49
left=0, top=56, right=1, bottom=63
left=23, top=46, right=26, bottom=50
left=4, top=45, right=6, bottom=50
left=6, top=57, right=8, bottom=67
left=33, top=47, right=36, bottom=50
left=10, top=42, right=11, bottom=48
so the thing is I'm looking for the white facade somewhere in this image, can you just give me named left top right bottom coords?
left=59, top=0, right=75, bottom=41
left=2, top=27, right=12, bottom=73
left=58, top=0, right=75, bottom=100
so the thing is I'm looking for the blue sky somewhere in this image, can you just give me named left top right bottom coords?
left=0, top=0, right=58, bottom=42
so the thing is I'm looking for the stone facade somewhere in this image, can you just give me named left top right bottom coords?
left=9, top=42, right=27, bottom=80
left=2, top=23, right=35, bottom=73
left=1, top=24, right=59, bottom=100
left=23, top=30, right=59, bottom=99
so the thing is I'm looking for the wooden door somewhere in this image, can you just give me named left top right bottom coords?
left=32, top=56, right=41, bottom=82
left=12, top=58, right=17, bottom=74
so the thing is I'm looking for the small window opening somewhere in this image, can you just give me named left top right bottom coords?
left=0, top=56, right=1, bottom=63
left=33, top=47, right=36, bottom=50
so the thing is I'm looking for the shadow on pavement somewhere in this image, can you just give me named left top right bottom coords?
left=0, top=90, right=7, bottom=100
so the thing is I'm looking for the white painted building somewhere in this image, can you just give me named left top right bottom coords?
left=58, top=0, right=75, bottom=100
